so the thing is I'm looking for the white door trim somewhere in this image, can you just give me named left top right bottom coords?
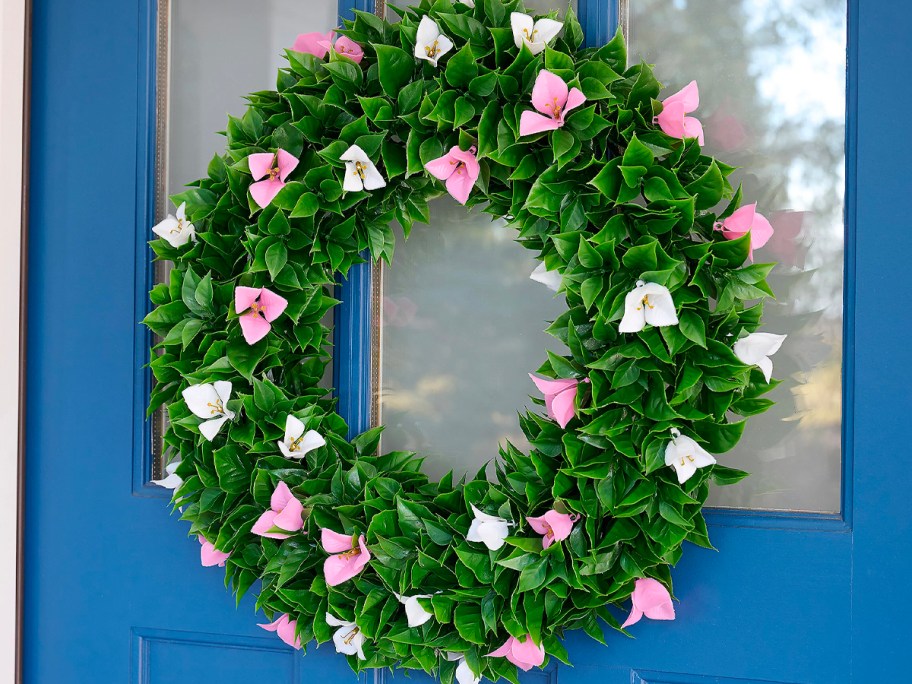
left=0, top=0, right=28, bottom=679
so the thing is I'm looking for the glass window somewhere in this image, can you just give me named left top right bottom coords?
left=629, top=0, right=846, bottom=512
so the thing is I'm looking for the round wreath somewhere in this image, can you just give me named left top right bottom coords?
left=145, top=1, right=783, bottom=681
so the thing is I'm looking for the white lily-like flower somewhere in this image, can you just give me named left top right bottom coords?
left=734, top=332, right=787, bottom=383
left=340, top=144, right=387, bottom=193
left=152, top=458, right=182, bottom=490
left=511, top=12, right=563, bottom=56
left=530, top=262, right=561, bottom=292
left=446, top=652, right=481, bottom=684
left=182, top=381, right=235, bottom=441
left=394, top=593, right=434, bottom=627
left=326, top=613, right=366, bottom=660
left=151, top=202, right=195, bottom=248
left=466, top=504, right=512, bottom=551
left=414, top=16, right=454, bottom=67
left=618, top=280, right=679, bottom=333
left=277, top=415, right=326, bottom=459
left=664, top=428, right=716, bottom=484
left=458, top=0, right=475, bottom=7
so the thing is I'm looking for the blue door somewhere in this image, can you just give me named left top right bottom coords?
left=24, top=0, right=909, bottom=683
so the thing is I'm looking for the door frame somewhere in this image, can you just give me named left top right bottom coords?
left=3, top=0, right=29, bottom=679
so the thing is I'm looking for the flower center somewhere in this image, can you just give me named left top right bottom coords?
left=250, top=299, right=267, bottom=319
left=207, top=399, right=225, bottom=416
left=268, top=165, right=281, bottom=180
left=354, top=161, right=367, bottom=180
left=287, top=433, right=306, bottom=452
left=338, top=44, right=348, bottom=53
left=449, top=159, right=465, bottom=176
left=522, top=28, right=539, bottom=41
left=678, top=454, right=696, bottom=467
left=544, top=97, right=563, bottom=119
left=339, top=546, right=361, bottom=559
left=170, top=218, right=184, bottom=234
left=425, top=40, right=440, bottom=58
left=542, top=521, right=554, bottom=539
left=636, top=295, right=655, bottom=312
left=343, top=627, right=361, bottom=644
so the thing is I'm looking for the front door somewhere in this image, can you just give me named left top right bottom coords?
left=24, top=0, right=909, bottom=683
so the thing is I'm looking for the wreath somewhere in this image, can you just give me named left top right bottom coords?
left=144, top=1, right=784, bottom=682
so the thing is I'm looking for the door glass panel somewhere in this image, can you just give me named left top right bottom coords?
left=152, top=0, right=339, bottom=474
left=630, top=0, right=846, bottom=512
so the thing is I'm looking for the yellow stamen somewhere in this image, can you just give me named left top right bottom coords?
left=636, top=295, right=655, bottom=312
left=169, top=218, right=184, bottom=234
left=424, top=40, right=440, bottom=58
left=207, top=399, right=225, bottom=416
left=523, top=28, right=539, bottom=41
left=353, top=162, right=367, bottom=180
left=343, top=627, right=361, bottom=645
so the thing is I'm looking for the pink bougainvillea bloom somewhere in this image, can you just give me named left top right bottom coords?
left=528, top=374, right=588, bottom=429
left=251, top=481, right=305, bottom=540
left=321, top=529, right=371, bottom=586
left=526, top=509, right=580, bottom=549
left=293, top=31, right=334, bottom=59
left=714, top=203, right=774, bottom=260
left=519, top=69, right=586, bottom=136
left=622, top=578, right=676, bottom=628
left=248, top=149, right=299, bottom=208
left=259, top=613, right=303, bottom=649
left=198, top=535, right=230, bottom=567
left=317, top=35, right=365, bottom=64
left=486, top=634, right=546, bottom=672
left=424, top=145, right=480, bottom=205
left=235, top=286, right=288, bottom=345
left=656, top=80, right=705, bottom=145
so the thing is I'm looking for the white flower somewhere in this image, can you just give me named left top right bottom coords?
left=414, top=16, right=454, bottom=67
left=182, top=381, right=235, bottom=441
left=152, top=459, right=182, bottom=489
left=446, top=652, right=481, bottom=684
left=394, top=593, right=434, bottom=627
left=466, top=504, right=512, bottom=551
left=459, top=0, right=475, bottom=7
left=326, top=613, right=366, bottom=660
left=511, top=12, right=563, bottom=56
left=618, top=280, right=679, bottom=333
left=151, top=202, right=195, bottom=248
left=340, top=144, right=387, bottom=192
left=530, top=262, right=561, bottom=292
left=664, top=428, right=716, bottom=484
left=734, top=332, right=787, bottom=383
left=277, top=415, right=325, bottom=459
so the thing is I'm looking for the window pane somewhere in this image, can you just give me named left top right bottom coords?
left=630, top=0, right=846, bottom=512
left=378, top=200, right=566, bottom=480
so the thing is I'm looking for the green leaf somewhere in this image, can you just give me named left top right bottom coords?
left=373, top=44, right=414, bottom=97
left=678, top=310, right=706, bottom=348
left=227, top=336, right=267, bottom=380
left=517, top=557, right=548, bottom=592
left=446, top=43, right=478, bottom=88
left=265, top=241, right=288, bottom=281
left=214, top=445, right=249, bottom=494
left=622, top=134, right=654, bottom=169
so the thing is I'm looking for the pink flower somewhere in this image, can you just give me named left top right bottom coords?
left=251, top=481, right=305, bottom=540
left=293, top=31, right=335, bottom=59
left=321, top=529, right=371, bottom=586
left=656, top=80, right=704, bottom=145
left=486, top=634, right=545, bottom=672
left=528, top=374, right=588, bottom=429
left=235, top=286, right=288, bottom=345
left=714, top=203, right=774, bottom=260
left=526, top=510, right=579, bottom=548
left=519, top=69, right=586, bottom=136
left=622, top=578, right=676, bottom=628
left=317, top=34, right=365, bottom=64
left=258, top=613, right=302, bottom=649
left=198, top=535, right=230, bottom=567
left=424, top=145, right=480, bottom=205
left=248, top=149, right=299, bottom=208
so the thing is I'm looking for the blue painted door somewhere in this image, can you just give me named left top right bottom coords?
left=24, top=1, right=910, bottom=684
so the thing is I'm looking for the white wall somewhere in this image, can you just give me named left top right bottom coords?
left=0, top=0, right=26, bottom=679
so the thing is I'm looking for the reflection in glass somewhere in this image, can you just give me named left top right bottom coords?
left=379, top=200, right=566, bottom=480
left=631, top=0, right=846, bottom=512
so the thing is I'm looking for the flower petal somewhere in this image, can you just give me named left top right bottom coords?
left=273, top=496, right=304, bottom=532
left=321, top=528, right=355, bottom=553
left=249, top=178, right=285, bottom=208
left=425, top=154, right=456, bottom=181
left=510, top=12, right=535, bottom=49
left=198, top=416, right=228, bottom=441
left=182, top=383, right=220, bottom=419
left=259, top=287, right=288, bottom=322
left=531, top=69, right=569, bottom=115
left=234, top=286, right=261, bottom=314
left=198, top=535, right=230, bottom=567
left=403, top=595, right=434, bottom=627
left=445, top=166, right=476, bottom=204
left=342, top=162, right=365, bottom=192
left=682, top=116, right=705, bottom=145
left=247, top=152, right=275, bottom=181
left=293, top=31, right=332, bottom=58
left=455, top=658, right=481, bottom=684
left=534, top=18, right=563, bottom=44
left=530, top=262, right=562, bottom=292
left=276, top=148, right=299, bottom=181
left=564, top=87, right=587, bottom=117
left=520, top=111, right=562, bottom=136
left=251, top=509, right=280, bottom=537
left=509, top=635, right=545, bottom=671
left=486, top=637, right=516, bottom=659
left=284, top=414, right=305, bottom=442
left=271, top=481, right=294, bottom=511
left=666, top=80, right=699, bottom=112
left=549, top=384, right=578, bottom=428
left=239, top=312, right=271, bottom=345
left=362, top=163, right=387, bottom=191
left=477, top=520, right=510, bottom=550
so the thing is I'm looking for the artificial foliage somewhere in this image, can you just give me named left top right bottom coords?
left=144, top=1, right=780, bottom=681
